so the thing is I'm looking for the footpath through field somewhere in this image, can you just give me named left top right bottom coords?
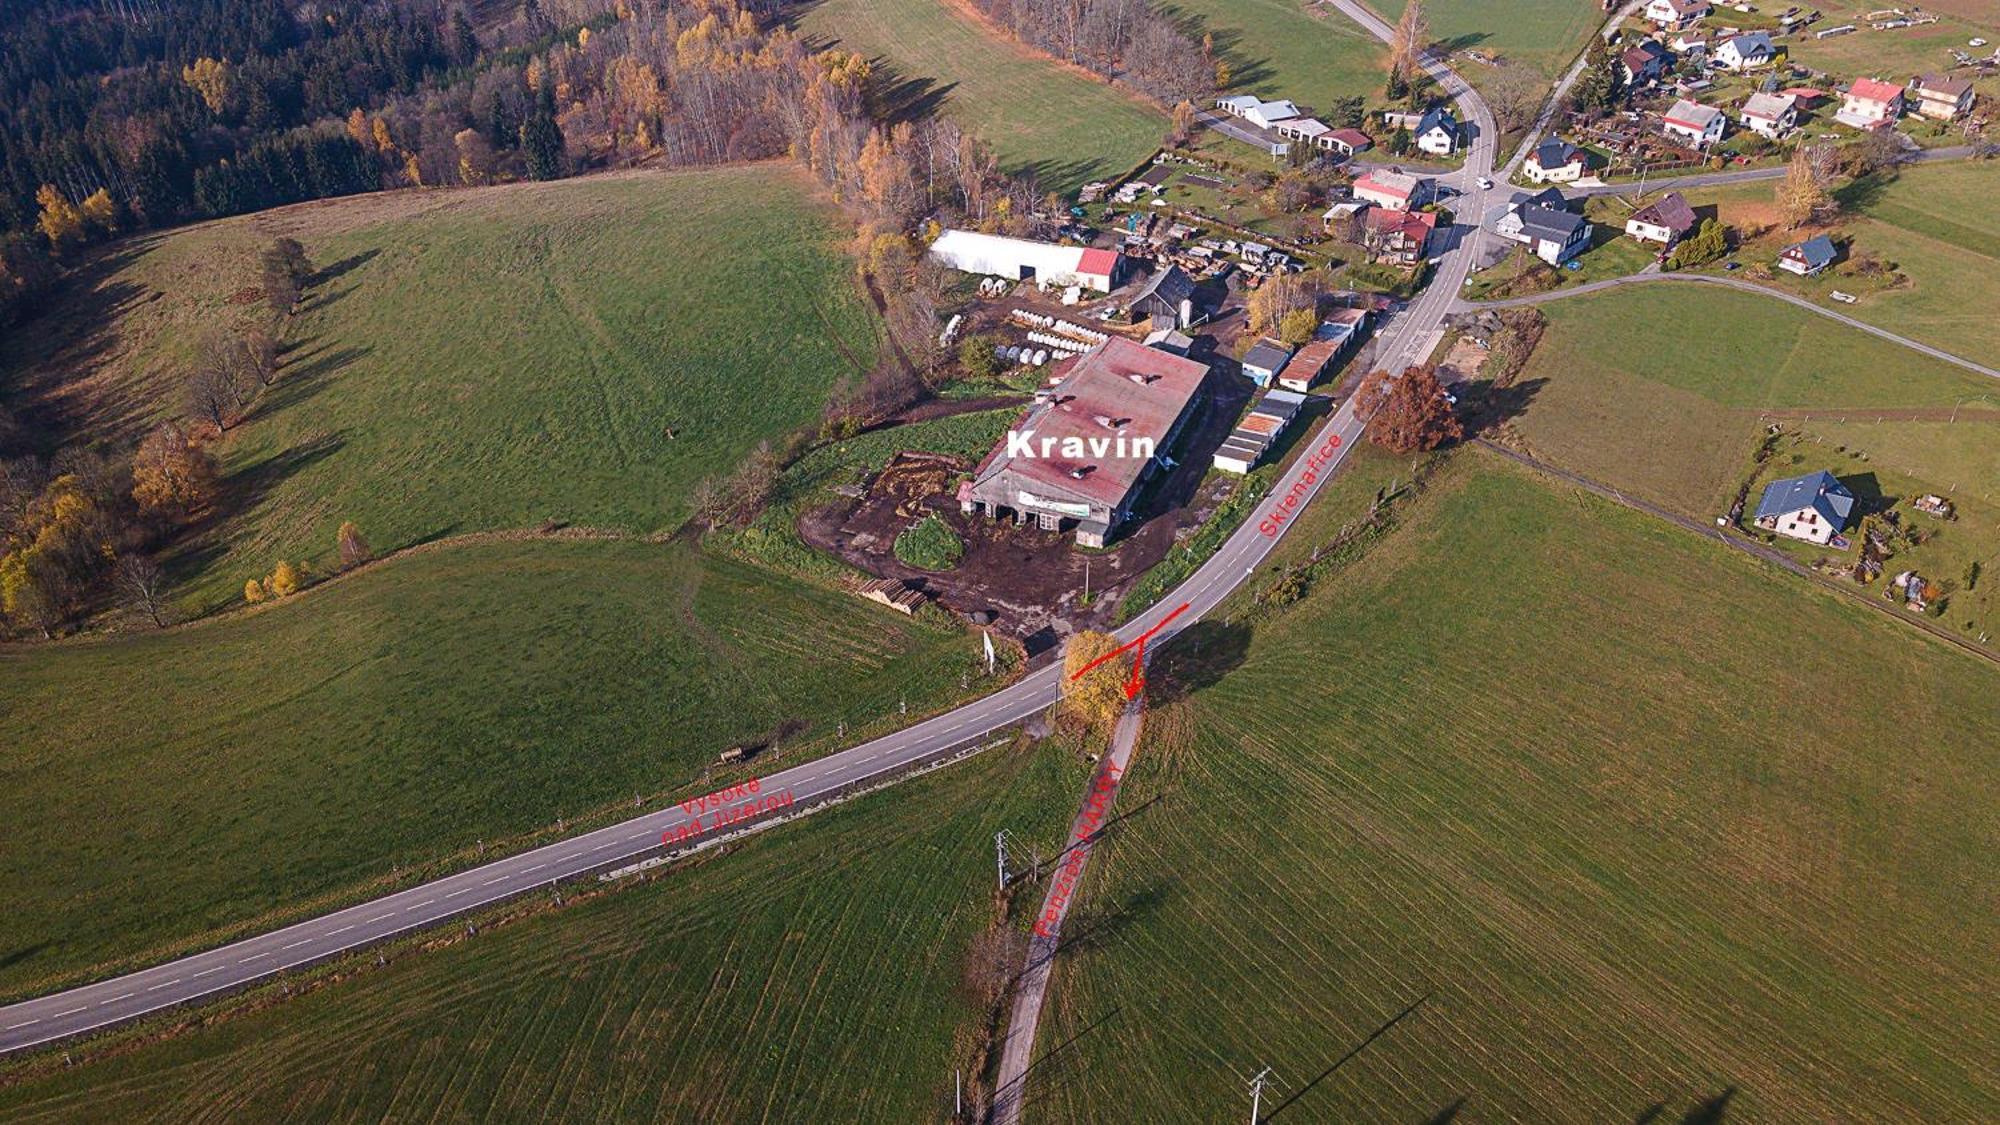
left=989, top=699, right=1145, bottom=1125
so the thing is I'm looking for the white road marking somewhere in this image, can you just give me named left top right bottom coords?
left=239, top=952, right=270, bottom=963
left=53, top=1007, right=87, bottom=1018
left=327, top=925, right=353, bottom=936
left=627, top=832, right=650, bottom=841
left=145, top=979, right=181, bottom=992
left=407, top=899, right=435, bottom=911
left=281, top=939, right=312, bottom=951
left=3, top=1020, right=39, bottom=1029
left=445, top=888, right=471, bottom=898
left=481, top=877, right=507, bottom=887
left=521, top=864, right=544, bottom=873
left=103, top=993, right=135, bottom=1003
left=192, top=966, right=226, bottom=978
left=367, top=913, right=394, bottom=923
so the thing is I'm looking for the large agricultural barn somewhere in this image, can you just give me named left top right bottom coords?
left=927, top=229, right=1127, bottom=291
left=960, top=337, right=1208, bottom=547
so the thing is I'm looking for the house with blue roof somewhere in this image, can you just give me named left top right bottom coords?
left=1753, top=470, right=1855, bottom=545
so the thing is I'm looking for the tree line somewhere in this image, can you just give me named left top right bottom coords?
left=964, top=0, right=1215, bottom=103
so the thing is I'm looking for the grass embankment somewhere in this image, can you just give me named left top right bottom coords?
left=1506, top=284, right=1995, bottom=517
left=0, top=539, right=994, bottom=1000
left=1164, top=0, right=1385, bottom=98
left=0, top=743, right=1085, bottom=1121
left=0, top=166, right=880, bottom=613
left=1667, top=162, right=2000, bottom=364
left=1039, top=451, right=2000, bottom=1121
left=793, top=0, right=1163, bottom=193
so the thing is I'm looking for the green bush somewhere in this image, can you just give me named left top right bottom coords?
left=893, top=515, right=965, bottom=571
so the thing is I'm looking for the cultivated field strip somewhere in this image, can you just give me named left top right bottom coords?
left=1037, top=455, right=1999, bottom=1121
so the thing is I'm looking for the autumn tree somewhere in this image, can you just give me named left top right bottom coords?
left=1778, top=143, right=1838, bottom=229
left=1169, top=100, right=1198, bottom=147
left=1278, top=307, right=1319, bottom=348
left=181, top=57, right=234, bottom=114
left=1389, top=0, right=1430, bottom=87
left=185, top=360, right=239, bottom=433
left=114, top=554, right=170, bottom=628
left=1059, top=630, right=1131, bottom=739
left=1356, top=366, right=1463, bottom=453
left=260, top=237, right=313, bottom=316
left=132, top=421, right=218, bottom=516
left=337, top=521, right=372, bottom=569
left=243, top=577, right=267, bottom=604
left=1, top=552, right=64, bottom=638
left=268, top=559, right=304, bottom=597
left=1246, top=270, right=1322, bottom=338
left=79, top=189, right=118, bottom=236
left=34, top=186, right=83, bottom=250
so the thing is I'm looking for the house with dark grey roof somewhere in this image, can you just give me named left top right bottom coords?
left=1714, top=31, right=1775, bottom=71
left=1414, top=106, right=1459, bottom=155
left=1778, top=233, right=1838, bottom=276
left=1754, top=470, right=1855, bottom=544
left=1492, top=188, right=1592, bottom=264
left=1525, top=137, right=1585, bottom=184
left=1619, top=40, right=1673, bottom=87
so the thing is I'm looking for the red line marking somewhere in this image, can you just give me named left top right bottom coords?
left=1070, top=602, right=1190, bottom=682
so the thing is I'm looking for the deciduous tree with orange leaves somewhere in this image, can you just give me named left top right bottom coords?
left=1356, top=366, right=1463, bottom=453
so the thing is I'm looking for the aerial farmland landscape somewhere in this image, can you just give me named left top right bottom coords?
left=0, top=0, right=1995, bottom=1121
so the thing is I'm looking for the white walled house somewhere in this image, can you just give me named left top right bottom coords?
left=1753, top=470, right=1855, bottom=545
left=1352, top=169, right=1431, bottom=210
left=1525, top=138, right=1586, bottom=184
left=1624, top=191, right=1697, bottom=246
left=1714, top=32, right=1775, bottom=71
left=1492, top=188, right=1593, bottom=265
left=1662, top=98, right=1727, bottom=147
left=1414, top=106, right=1460, bottom=155
left=1739, top=92, right=1798, bottom=138
left=1910, top=74, right=1975, bottom=120
left=1836, top=78, right=1904, bottom=129
left=1645, top=0, right=1710, bottom=30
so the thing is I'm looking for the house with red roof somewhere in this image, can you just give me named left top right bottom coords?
left=1836, top=78, right=1904, bottom=130
left=1352, top=169, right=1431, bottom=210
left=1362, top=207, right=1439, bottom=265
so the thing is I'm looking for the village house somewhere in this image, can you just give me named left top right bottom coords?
left=1645, top=0, right=1710, bottom=31
left=1753, top=469, right=1855, bottom=545
left=1414, top=106, right=1460, bottom=155
left=1352, top=168, right=1431, bottom=210
left=960, top=336, right=1208, bottom=547
left=1362, top=207, right=1439, bottom=265
left=1620, top=40, right=1674, bottom=88
left=1836, top=78, right=1904, bottom=130
left=1524, top=137, right=1586, bottom=184
left=1240, top=338, right=1295, bottom=387
left=1492, top=187, right=1593, bottom=265
left=1777, top=233, right=1838, bottom=276
left=1275, top=309, right=1370, bottom=392
left=1661, top=98, right=1727, bottom=147
left=1713, top=31, right=1775, bottom=71
left=1213, top=390, right=1306, bottom=474
left=1624, top=191, right=1697, bottom=246
left=1739, top=91, right=1799, bottom=138
left=1908, top=74, right=1975, bottom=120
left=928, top=230, right=1126, bottom=292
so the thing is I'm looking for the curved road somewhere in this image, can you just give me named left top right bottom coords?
left=6, top=1, right=1492, bottom=1060
left=1460, top=270, right=2000, bottom=381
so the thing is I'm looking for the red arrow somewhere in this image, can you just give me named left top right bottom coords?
left=1123, top=636, right=1147, bottom=701
left=1070, top=602, right=1190, bottom=682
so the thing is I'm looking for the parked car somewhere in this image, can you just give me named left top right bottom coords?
left=1476, top=177, right=1493, bottom=189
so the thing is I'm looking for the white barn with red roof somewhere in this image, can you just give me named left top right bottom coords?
left=960, top=337, right=1209, bottom=546
left=927, top=229, right=1128, bottom=292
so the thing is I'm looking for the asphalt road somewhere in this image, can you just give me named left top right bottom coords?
left=1460, top=270, right=2000, bottom=381
left=3, top=1, right=1504, bottom=1060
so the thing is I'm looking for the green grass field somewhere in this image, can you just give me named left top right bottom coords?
left=0, top=166, right=880, bottom=613
left=1368, top=0, right=1603, bottom=76
left=1036, top=452, right=2000, bottom=1121
left=1506, top=283, right=1995, bottom=518
left=793, top=0, right=1164, bottom=193
left=1667, top=162, right=2000, bottom=364
left=0, top=742, right=1083, bottom=1121
left=1164, top=0, right=1386, bottom=100
left=0, top=538, right=997, bottom=1000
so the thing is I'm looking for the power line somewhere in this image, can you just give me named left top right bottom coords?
left=1248, top=1066, right=1279, bottom=1124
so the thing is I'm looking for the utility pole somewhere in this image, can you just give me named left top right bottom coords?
left=1248, top=1067, right=1277, bottom=1124
left=995, top=830, right=1012, bottom=890
left=1083, top=557, right=1091, bottom=601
